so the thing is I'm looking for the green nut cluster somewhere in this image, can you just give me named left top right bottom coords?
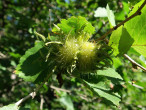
left=77, top=42, right=97, bottom=72
left=51, top=16, right=112, bottom=73
left=58, top=39, right=79, bottom=65
left=57, top=38, right=100, bottom=72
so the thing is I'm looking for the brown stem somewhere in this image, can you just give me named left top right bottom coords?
left=15, top=92, right=36, bottom=106
left=96, top=0, right=146, bottom=41
left=50, top=85, right=71, bottom=93
left=124, top=54, right=146, bottom=72
left=40, top=95, right=44, bottom=110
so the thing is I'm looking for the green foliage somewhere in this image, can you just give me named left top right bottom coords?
left=79, top=68, right=123, bottom=106
left=125, top=0, right=146, bottom=57
left=1, top=0, right=146, bottom=109
left=96, top=68, right=123, bottom=80
left=106, top=4, right=116, bottom=27
left=94, top=7, right=107, bottom=17
left=115, top=1, right=129, bottom=20
left=0, top=104, right=18, bottom=110
left=109, top=0, right=146, bottom=57
left=15, top=16, right=121, bottom=106
left=16, top=41, right=51, bottom=83
left=128, top=0, right=141, bottom=5
left=109, top=26, right=134, bottom=56
left=52, top=16, right=95, bottom=42
left=58, top=93, right=74, bottom=110
left=94, top=5, right=116, bottom=27
left=0, top=104, right=30, bottom=110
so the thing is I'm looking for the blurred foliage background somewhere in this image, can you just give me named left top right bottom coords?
left=0, top=0, right=146, bottom=109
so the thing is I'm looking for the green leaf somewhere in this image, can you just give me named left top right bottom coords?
left=0, top=104, right=30, bottom=110
left=0, top=104, right=18, bottom=110
left=16, top=41, right=54, bottom=83
left=34, top=31, right=46, bottom=42
left=96, top=68, right=123, bottom=80
left=115, top=1, right=129, bottom=21
left=84, top=77, right=111, bottom=91
left=82, top=75, right=121, bottom=106
left=52, top=16, right=95, bottom=37
left=109, top=26, right=134, bottom=56
left=92, top=88, right=121, bottom=106
left=59, top=94, right=74, bottom=110
left=73, top=68, right=122, bottom=106
left=128, top=0, right=141, bottom=5
left=124, top=0, right=146, bottom=57
left=19, top=107, right=30, bottom=110
left=112, top=57, right=123, bottom=69
left=94, top=7, right=107, bottom=17
left=109, top=0, right=146, bottom=57
left=106, top=4, right=116, bottom=27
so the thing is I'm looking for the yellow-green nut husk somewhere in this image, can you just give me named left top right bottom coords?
left=58, top=39, right=79, bottom=65
left=77, top=42, right=97, bottom=72
left=57, top=38, right=100, bottom=72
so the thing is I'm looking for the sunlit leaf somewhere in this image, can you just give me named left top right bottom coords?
left=106, top=4, right=116, bottom=27
left=52, top=16, right=95, bottom=37
left=0, top=104, right=18, bottom=110
left=124, top=0, right=146, bottom=57
left=75, top=68, right=122, bottom=106
left=109, top=26, right=134, bottom=56
left=94, top=7, right=107, bottom=17
left=59, top=94, right=74, bottom=110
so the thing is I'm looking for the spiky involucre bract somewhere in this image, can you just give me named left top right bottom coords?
left=77, top=42, right=97, bottom=72
left=58, top=39, right=79, bottom=65
left=50, top=16, right=112, bottom=73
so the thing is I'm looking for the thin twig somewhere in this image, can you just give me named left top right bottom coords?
left=15, top=92, right=36, bottom=106
left=128, top=81, right=144, bottom=89
left=96, top=0, right=146, bottom=41
left=15, top=72, right=53, bottom=106
left=104, top=37, right=146, bottom=72
left=50, top=85, right=71, bottom=93
left=0, top=52, right=9, bottom=59
left=40, top=95, right=44, bottom=110
left=79, top=94, right=89, bottom=101
left=124, top=54, right=146, bottom=72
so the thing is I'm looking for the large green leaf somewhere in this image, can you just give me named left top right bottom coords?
left=128, top=0, right=141, bottom=5
left=74, top=68, right=122, bottom=106
left=59, top=94, right=74, bottom=110
left=16, top=41, right=54, bottom=83
left=124, top=0, right=146, bottom=57
left=0, top=104, right=30, bottom=110
left=96, top=68, right=123, bottom=80
left=83, top=78, right=121, bottom=106
left=0, top=104, right=18, bottom=110
left=52, top=16, right=95, bottom=37
left=92, top=88, right=121, bottom=106
left=109, top=26, right=134, bottom=56
left=109, top=0, right=146, bottom=57
left=106, top=4, right=116, bottom=27
left=94, top=7, right=107, bottom=17
left=84, top=77, right=111, bottom=91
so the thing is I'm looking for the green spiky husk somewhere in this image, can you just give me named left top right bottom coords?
left=50, top=16, right=112, bottom=73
